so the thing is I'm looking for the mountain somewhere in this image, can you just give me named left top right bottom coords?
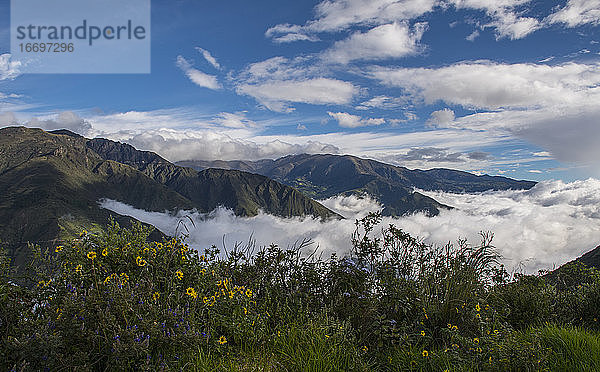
left=577, top=246, right=600, bottom=269
left=0, top=128, right=337, bottom=264
left=177, top=154, right=537, bottom=217
left=85, top=138, right=337, bottom=218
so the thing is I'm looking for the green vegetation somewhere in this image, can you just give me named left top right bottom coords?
left=1, top=214, right=599, bottom=371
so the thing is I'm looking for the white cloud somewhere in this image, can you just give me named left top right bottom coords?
left=195, top=47, right=221, bottom=69
left=0, top=54, right=21, bottom=80
left=322, top=22, right=427, bottom=64
left=369, top=62, right=600, bottom=110
left=546, top=0, right=600, bottom=27
left=176, top=56, right=222, bottom=90
left=112, top=128, right=340, bottom=162
left=26, top=111, right=93, bottom=135
left=355, top=95, right=409, bottom=110
left=447, top=0, right=541, bottom=40
left=237, top=78, right=358, bottom=112
left=265, top=0, right=436, bottom=42
left=213, top=112, right=257, bottom=129
left=328, top=111, right=385, bottom=128
left=426, top=108, right=455, bottom=127
left=100, top=178, right=600, bottom=274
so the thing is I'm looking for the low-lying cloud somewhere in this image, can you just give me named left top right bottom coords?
left=100, top=179, right=600, bottom=274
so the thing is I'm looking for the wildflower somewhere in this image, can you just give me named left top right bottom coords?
left=75, top=264, right=82, bottom=273
left=136, top=256, right=147, bottom=267
left=120, top=273, right=129, bottom=283
left=325, top=335, right=329, bottom=339
left=143, top=247, right=149, bottom=255
left=245, top=289, right=252, bottom=298
left=87, top=251, right=96, bottom=260
left=153, top=292, right=160, bottom=301
left=474, top=337, right=479, bottom=344
left=421, top=330, right=426, bottom=336
left=104, top=276, right=111, bottom=285
left=476, top=303, right=481, bottom=312
left=38, top=280, right=45, bottom=287
left=203, top=296, right=209, bottom=304
left=56, top=308, right=62, bottom=320
left=362, top=345, right=368, bottom=352
left=489, top=356, right=493, bottom=364
left=243, top=307, right=247, bottom=315
left=80, top=230, right=87, bottom=237
left=452, top=344, right=459, bottom=349
left=422, top=350, right=428, bottom=357
left=476, top=347, right=482, bottom=353
left=475, top=313, right=481, bottom=319
left=452, top=325, right=458, bottom=331
left=218, top=335, right=227, bottom=344
left=175, top=270, right=183, bottom=280
left=485, top=304, right=490, bottom=311
left=493, top=329, right=499, bottom=335
left=186, top=287, right=198, bottom=299
left=447, top=323, right=452, bottom=329
left=55, top=245, right=63, bottom=253
left=102, top=248, right=108, bottom=257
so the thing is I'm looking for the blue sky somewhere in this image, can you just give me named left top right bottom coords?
left=1, top=0, right=600, bottom=181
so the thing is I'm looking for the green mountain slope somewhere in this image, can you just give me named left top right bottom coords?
left=178, top=153, right=536, bottom=217
left=86, top=138, right=338, bottom=219
left=0, top=128, right=338, bottom=265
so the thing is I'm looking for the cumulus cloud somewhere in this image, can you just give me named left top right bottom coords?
left=447, top=0, right=541, bottom=40
left=237, top=78, right=358, bottom=112
left=26, top=111, right=93, bottom=135
left=265, top=0, right=436, bottom=42
left=0, top=54, right=21, bottom=80
left=370, top=62, right=600, bottom=110
left=195, top=47, right=221, bottom=69
left=100, top=178, right=600, bottom=274
left=546, top=0, right=600, bottom=27
left=327, top=111, right=386, bottom=128
left=322, top=22, right=427, bottom=63
left=116, top=128, right=340, bottom=162
left=426, top=108, right=455, bottom=127
left=176, top=56, right=222, bottom=90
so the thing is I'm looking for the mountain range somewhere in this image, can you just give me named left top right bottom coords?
left=178, top=154, right=537, bottom=217
left=0, top=127, right=336, bottom=265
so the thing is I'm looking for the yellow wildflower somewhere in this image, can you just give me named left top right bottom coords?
left=474, top=337, right=479, bottom=344
left=476, top=303, right=481, bottom=312
left=136, top=256, right=147, bottom=267
left=55, top=245, right=63, bottom=253
left=218, top=335, right=227, bottom=345
left=421, top=330, right=426, bottom=336
left=362, top=345, right=368, bottom=352
left=153, top=292, right=160, bottom=301
left=245, top=289, right=252, bottom=298
left=87, top=251, right=96, bottom=260
left=120, top=273, right=129, bottom=282
left=75, top=264, right=82, bottom=273
left=186, top=287, right=198, bottom=299
left=422, top=350, right=428, bottom=357
left=175, top=270, right=183, bottom=280
left=102, top=248, right=108, bottom=257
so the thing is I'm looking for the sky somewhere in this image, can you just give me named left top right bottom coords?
left=1, top=0, right=599, bottom=181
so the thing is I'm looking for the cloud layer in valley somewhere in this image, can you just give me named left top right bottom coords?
left=100, top=178, right=600, bottom=274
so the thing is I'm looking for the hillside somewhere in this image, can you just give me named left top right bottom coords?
left=0, top=128, right=337, bottom=264
left=178, top=154, right=536, bottom=217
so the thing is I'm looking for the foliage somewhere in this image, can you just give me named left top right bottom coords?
left=1, top=214, right=599, bottom=371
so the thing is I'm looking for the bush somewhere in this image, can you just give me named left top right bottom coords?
left=2, top=215, right=599, bottom=371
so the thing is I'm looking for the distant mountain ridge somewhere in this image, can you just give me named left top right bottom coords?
left=178, top=154, right=536, bottom=217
